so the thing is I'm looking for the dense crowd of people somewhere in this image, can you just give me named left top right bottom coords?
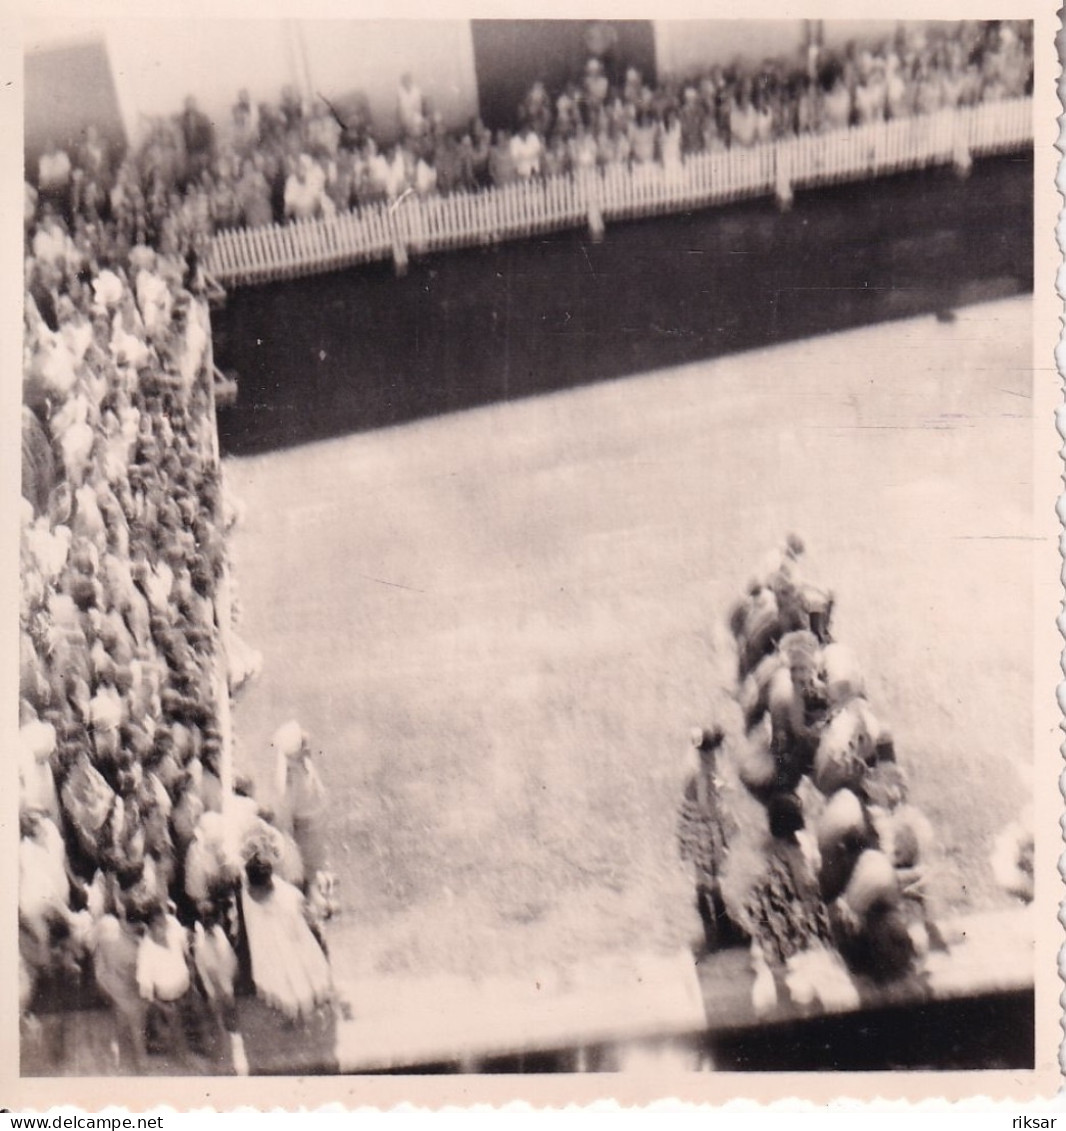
left=20, top=188, right=336, bottom=1070
left=679, top=535, right=1033, bottom=1013
left=679, top=537, right=950, bottom=1012
left=20, top=21, right=1034, bottom=1069
left=28, top=20, right=1032, bottom=259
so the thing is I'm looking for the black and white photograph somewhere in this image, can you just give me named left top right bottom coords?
left=10, top=4, right=1058, bottom=1099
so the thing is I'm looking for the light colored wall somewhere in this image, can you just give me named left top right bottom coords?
left=653, top=21, right=806, bottom=78
left=298, top=21, right=479, bottom=143
left=821, top=20, right=977, bottom=52
left=102, top=20, right=299, bottom=146
left=820, top=20, right=903, bottom=49
left=26, top=19, right=480, bottom=151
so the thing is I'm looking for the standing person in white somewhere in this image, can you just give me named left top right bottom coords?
left=273, top=720, right=329, bottom=888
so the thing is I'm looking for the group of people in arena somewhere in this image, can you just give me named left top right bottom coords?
left=27, top=20, right=1032, bottom=253
left=678, top=537, right=949, bottom=1014
left=20, top=185, right=337, bottom=1070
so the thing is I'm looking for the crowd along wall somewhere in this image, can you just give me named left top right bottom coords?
left=205, top=97, right=1033, bottom=289
left=24, top=19, right=1015, bottom=161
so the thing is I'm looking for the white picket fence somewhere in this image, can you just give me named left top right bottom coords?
left=206, top=96, right=1032, bottom=288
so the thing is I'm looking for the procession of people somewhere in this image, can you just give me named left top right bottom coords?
left=677, top=535, right=1033, bottom=1017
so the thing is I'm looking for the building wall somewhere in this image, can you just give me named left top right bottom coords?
left=820, top=20, right=904, bottom=49
left=24, top=19, right=479, bottom=153
left=25, top=36, right=126, bottom=166
left=298, top=21, right=479, bottom=143
left=653, top=21, right=806, bottom=79
left=102, top=19, right=299, bottom=146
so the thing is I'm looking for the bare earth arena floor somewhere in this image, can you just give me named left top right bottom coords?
left=225, top=295, right=1033, bottom=1029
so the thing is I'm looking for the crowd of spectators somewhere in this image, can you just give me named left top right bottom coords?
left=21, top=173, right=333, bottom=1065
left=27, top=20, right=1032, bottom=256
left=19, top=20, right=1033, bottom=1062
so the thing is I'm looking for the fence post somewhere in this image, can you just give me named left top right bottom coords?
left=389, top=199, right=410, bottom=276
left=582, top=170, right=605, bottom=242
left=952, top=106, right=973, bottom=177
left=774, top=138, right=793, bottom=211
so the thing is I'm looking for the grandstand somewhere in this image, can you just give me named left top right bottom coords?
left=19, top=18, right=1040, bottom=1079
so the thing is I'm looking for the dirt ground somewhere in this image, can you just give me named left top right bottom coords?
left=225, top=295, right=1035, bottom=988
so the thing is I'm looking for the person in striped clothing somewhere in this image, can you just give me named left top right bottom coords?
left=677, top=724, right=741, bottom=956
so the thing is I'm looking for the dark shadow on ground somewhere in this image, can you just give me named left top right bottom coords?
left=214, top=152, right=1032, bottom=457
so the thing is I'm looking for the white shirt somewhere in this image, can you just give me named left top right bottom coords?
left=510, top=133, right=542, bottom=178
left=39, top=150, right=71, bottom=189
left=137, top=917, right=191, bottom=1002
left=397, top=83, right=425, bottom=134
left=284, top=175, right=320, bottom=221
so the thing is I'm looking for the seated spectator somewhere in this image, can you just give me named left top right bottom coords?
left=414, top=153, right=437, bottom=198
left=600, top=120, right=630, bottom=168
left=414, top=109, right=445, bottom=165
left=208, top=166, right=241, bottom=232
left=306, top=102, right=342, bottom=160
left=623, top=66, right=645, bottom=107
left=914, top=62, right=945, bottom=114
left=584, top=20, right=621, bottom=86
left=397, top=73, right=426, bottom=139
left=489, top=130, right=517, bottom=187
left=77, top=125, right=112, bottom=190
left=24, top=181, right=38, bottom=235
left=679, top=87, right=706, bottom=155
left=468, top=119, right=492, bottom=186
left=283, top=154, right=327, bottom=222
left=519, top=81, right=553, bottom=138
left=509, top=124, right=543, bottom=179
left=433, top=134, right=462, bottom=196
left=38, top=139, right=73, bottom=223
left=325, top=148, right=356, bottom=213
left=568, top=124, right=599, bottom=176
left=753, top=89, right=774, bottom=144
left=257, top=102, right=286, bottom=149
left=820, top=62, right=852, bottom=131
left=30, top=204, right=70, bottom=272
left=554, top=87, right=580, bottom=141
left=362, top=139, right=390, bottom=202
left=661, top=110, right=683, bottom=175
left=229, top=90, right=260, bottom=156
left=630, top=112, right=658, bottom=166
left=384, top=145, right=411, bottom=201
left=884, top=53, right=909, bottom=119
left=853, top=54, right=887, bottom=124
left=995, top=22, right=1033, bottom=96
left=541, top=135, right=570, bottom=178
left=652, top=75, right=681, bottom=124
left=583, top=57, right=610, bottom=110
left=729, top=83, right=759, bottom=148
left=329, top=90, right=372, bottom=150
left=279, top=85, right=304, bottom=136
left=178, top=97, right=215, bottom=187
